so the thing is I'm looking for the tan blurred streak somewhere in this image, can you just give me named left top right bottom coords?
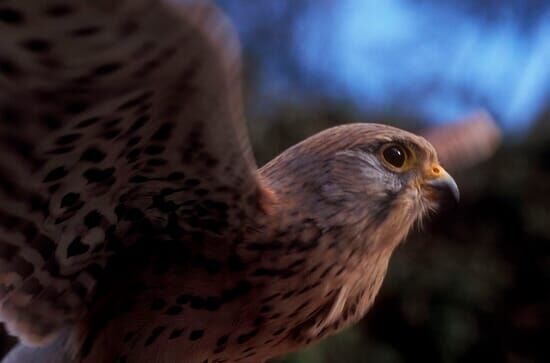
left=422, top=110, right=502, bottom=171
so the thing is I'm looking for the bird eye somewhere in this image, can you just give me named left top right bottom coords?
left=380, top=143, right=409, bottom=170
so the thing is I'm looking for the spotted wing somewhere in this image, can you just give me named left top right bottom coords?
left=0, top=0, right=258, bottom=345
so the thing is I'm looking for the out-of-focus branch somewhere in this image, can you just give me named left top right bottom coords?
left=421, top=110, right=502, bottom=171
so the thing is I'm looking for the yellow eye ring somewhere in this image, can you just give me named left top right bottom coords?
left=380, top=143, right=413, bottom=171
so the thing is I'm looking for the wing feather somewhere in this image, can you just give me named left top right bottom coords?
left=0, top=0, right=258, bottom=344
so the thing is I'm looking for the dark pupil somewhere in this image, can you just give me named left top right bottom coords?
left=383, top=146, right=405, bottom=167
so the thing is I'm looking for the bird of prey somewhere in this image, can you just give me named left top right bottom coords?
left=0, top=1, right=461, bottom=362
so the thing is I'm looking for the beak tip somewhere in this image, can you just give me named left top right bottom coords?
left=427, top=173, right=460, bottom=207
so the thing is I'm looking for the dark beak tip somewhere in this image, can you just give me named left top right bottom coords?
left=427, top=175, right=460, bottom=207
left=446, top=188, right=460, bottom=208
left=452, top=187, right=460, bottom=203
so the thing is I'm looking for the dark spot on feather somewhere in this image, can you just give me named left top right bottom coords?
left=67, top=237, right=89, bottom=257
left=104, top=118, right=122, bottom=128
left=49, top=146, right=75, bottom=154
left=151, top=195, right=178, bottom=213
left=85, top=263, right=103, bottom=280
left=185, top=179, right=200, bottom=187
left=102, top=128, right=122, bottom=140
left=254, top=317, right=265, bottom=327
left=43, top=259, right=60, bottom=276
left=246, top=241, right=284, bottom=251
left=169, top=329, right=183, bottom=339
left=165, top=305, right=182, bottom=315
left=146, top=158, right=167, bottom=166
left=127, top=136, right=140, bottom=147
left=76, top=117, right=100, bottom=128
left=217, top=334, right=229, bottom=346
left=117, top=92, right=151, bottom=110
left=30, top=235, right=56, bottom=260
left=221, top=280, right=253, bottom=302
left=213, top=346, right=226, bottom=354
left=84, top=210, right=102, bottom=228
left=83, top=167, right=115, bottom=183
left=21, top=225, right=37, bottom=241
left=43, top=166, right=67, bottom=182
left=56, top=133, right=81, bottom=145
left=237, top=329, right=259, bottom=344
left=119, top=298, right=135, bottom=313
left=150, top=298, right=166, bottom=311
left=0, top=57, right=20, bottom=78
left=80, top=334, right=95, bottom=357
left=123, top=331, right=135, bottom=343
left=129, top=116, right=149, bottom=133
left=319, top=266, right=333, bottom=279
left=252, top=267, right=295, bottom=278
left=0, top=8, right=24, bottom=24
left=176, top=294, right=190, bottom=305
left=93, top=63, right=123, bottom=76
left=21, top=39, right=52, bottom=53
left=167, top=172, right=185, bottom=180
left=134, top=60, right=160, bottom=78
left=129, top=175, right=148, bottom=183
left=144, top=326, right=165, bottom=346
left=260, top=305, right=273, bottom=313
left=73, top=282, right=87, bottom=299
left=228, top=254, right=246, bottom=272
left=123, top=208, right=144, bottom=221
left=204, top=158, right=219, bottom=168
left=200, top=258, right=221, bottom=274
left=190, top=296, right=205, bottom=310
left=65, top=101, right=88, bottom=115
left=282, top=290, right=296, bottom=299
left=0, top=107, right=19, bottom=123
left=60, top=194, right=81, bottom=210
left=81, top=147, right=106, bottom=163
left=144, top=145, right=164, bottom=155
left=151, top=123, right=173, bottom=141
left=261, top=293, right=280, bottom=304
left=70, top=26, right=101, bottom=37
left=0, top=243, right=18, bottom=260
left=204, top=297, right=221, bottom=311
left=189, top=329, right=204, bottom=341
left=45, top=4, right=74, bottom=17
left=126, top=148, right=141, bottom=160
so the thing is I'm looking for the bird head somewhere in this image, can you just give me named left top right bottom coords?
left=260, top=123, right=459, bottom=250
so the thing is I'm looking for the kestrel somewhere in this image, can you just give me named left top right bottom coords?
left=0, top=1, right=461, bottom=362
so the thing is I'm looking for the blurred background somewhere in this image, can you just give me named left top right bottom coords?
left=0, top=0, right=548, bottom=362
left=216, top=1, right=548, bottom=362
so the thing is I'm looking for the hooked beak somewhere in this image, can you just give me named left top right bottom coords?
left=425, top=166, right=460, bottom=207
